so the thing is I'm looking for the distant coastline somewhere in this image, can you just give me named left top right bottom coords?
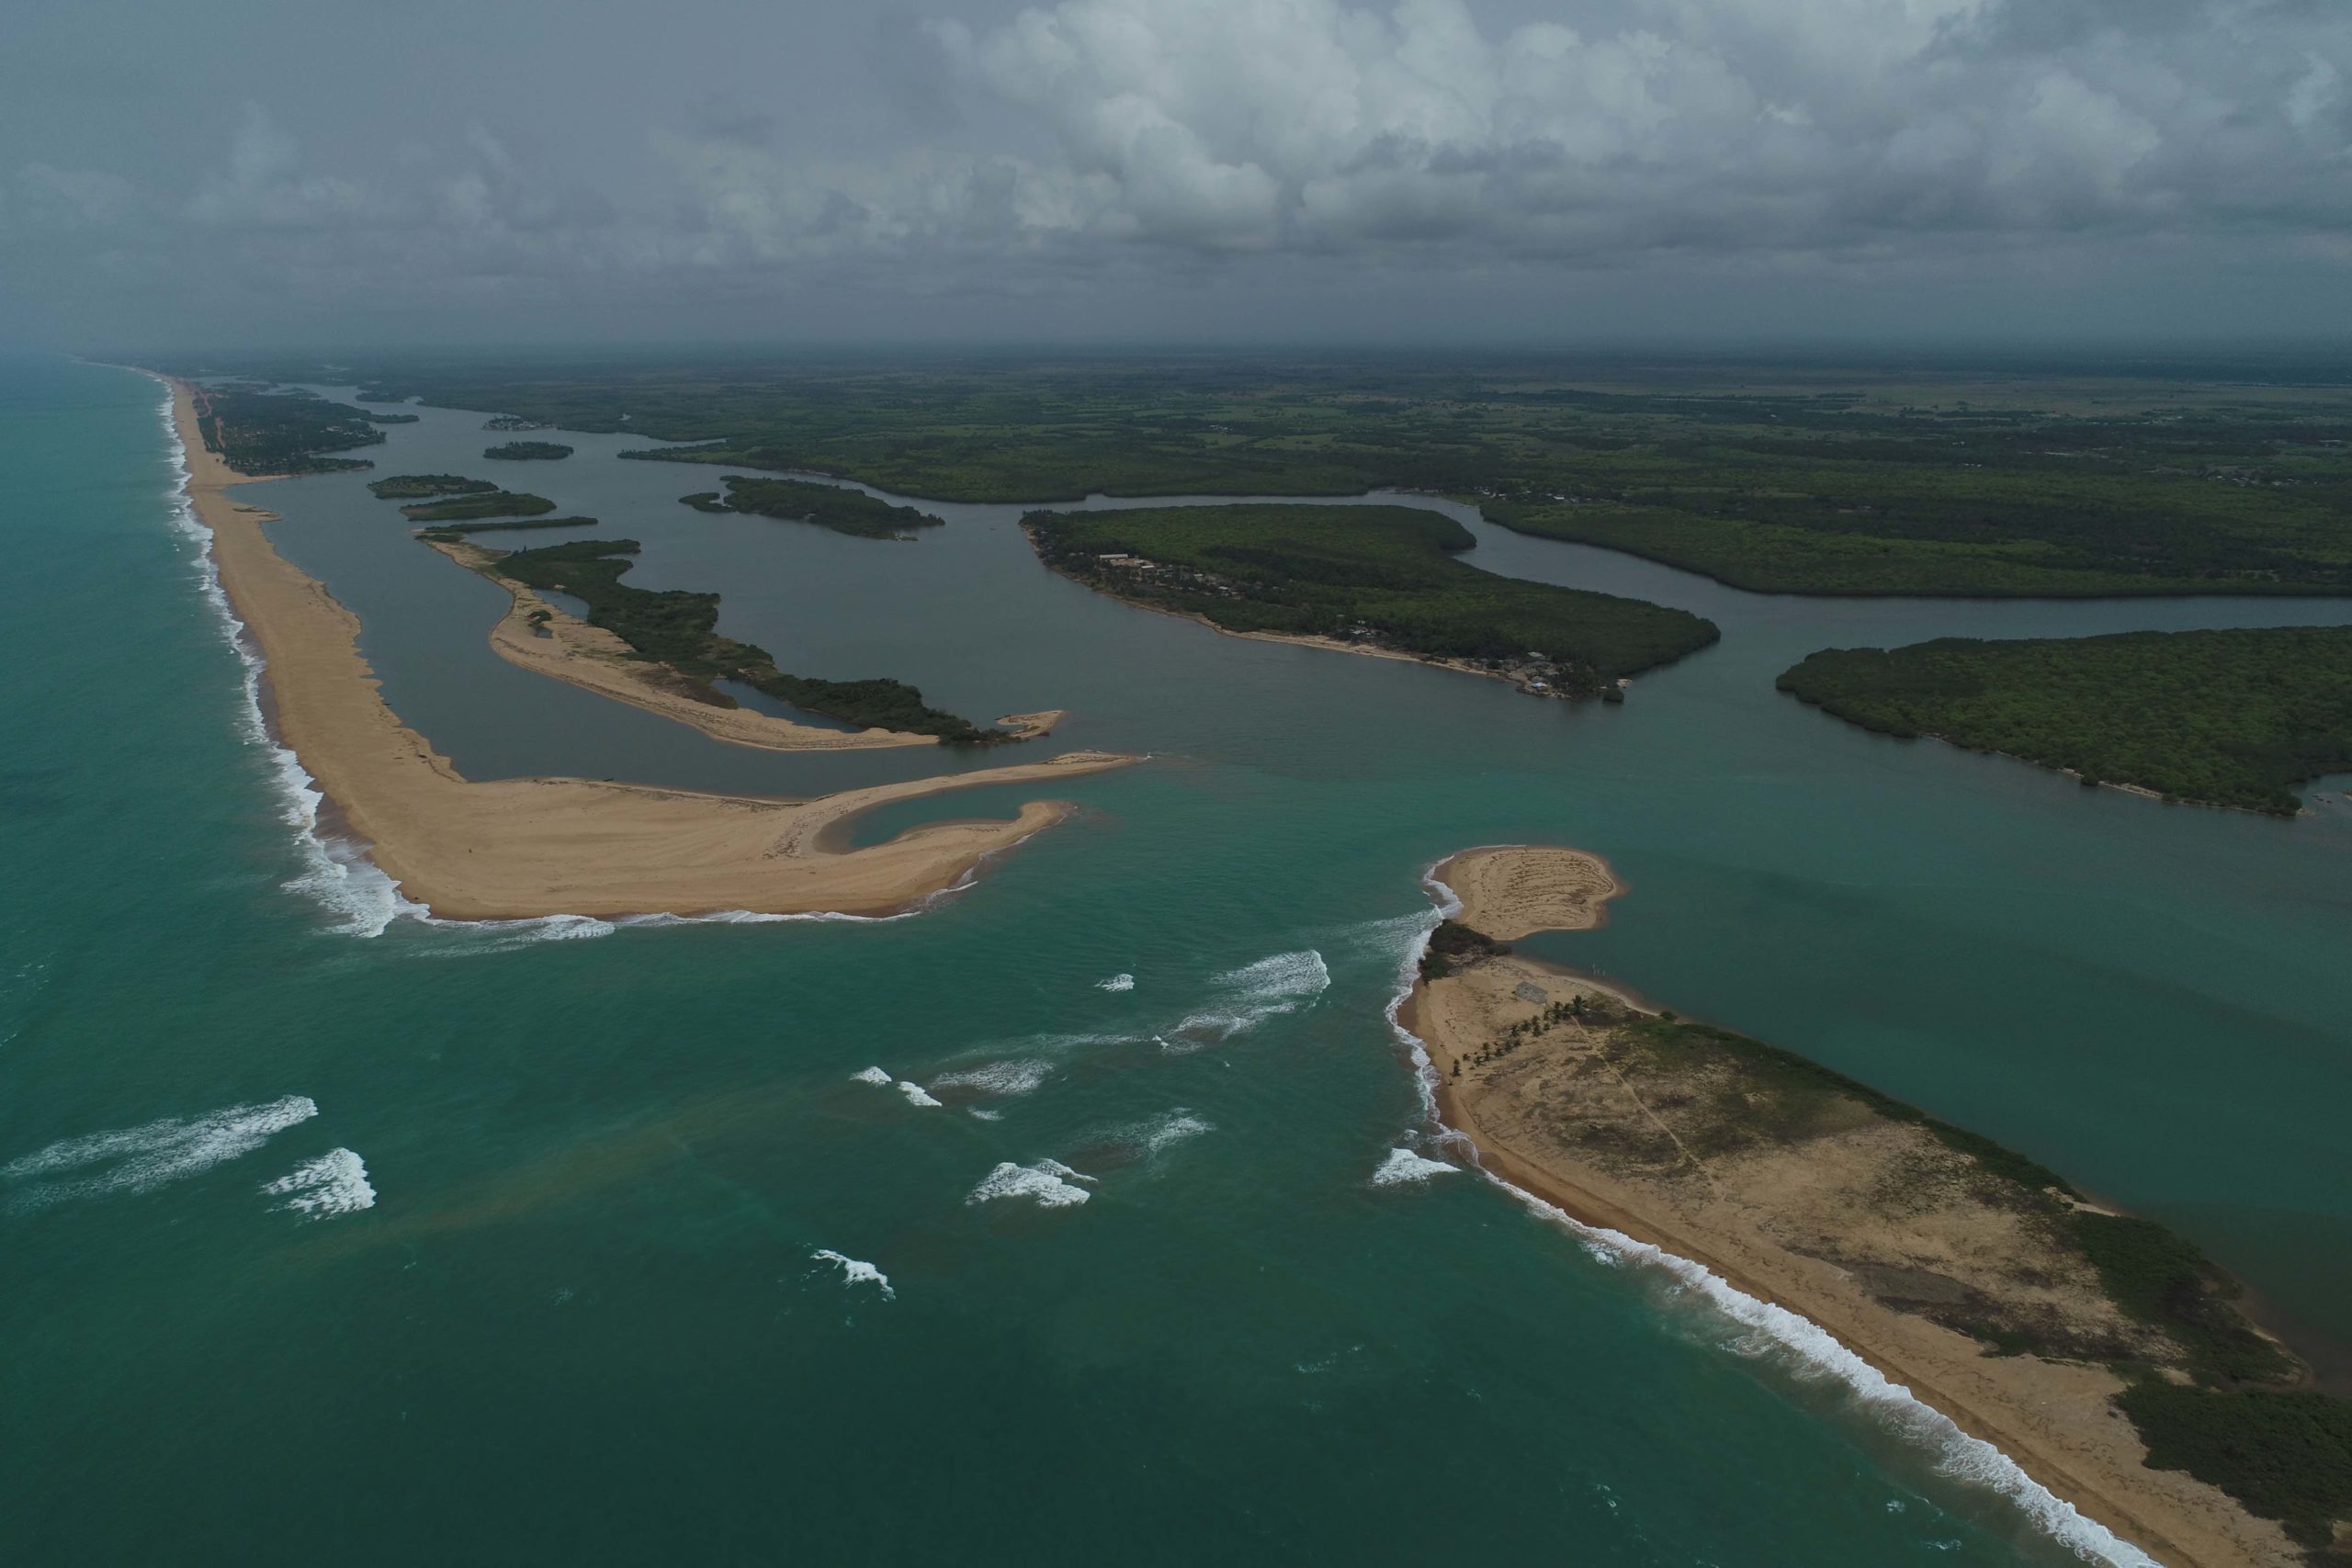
left=148, top=372, right=1136, bottom=920
left=1404, top=844, right=2321, bottom=1568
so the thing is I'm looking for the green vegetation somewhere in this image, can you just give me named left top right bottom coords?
left=197, top=352, right=2352, bottom=596
left=480, top=537, right=1001, bottom=742
left=1777, top=626, right=2352, bottom=814
left=1490, top=993, right=2346, bottom=1541
left=689, top=477, right=944, bottom=538
left=191, top=384, right=386, bottom=476
left=484, top=415, right=553, bottom=431
left=2120, top=1381, right=2352, bottom=1549
left=399, top=491, right=557, bottom=523
left=368, top=474, right=497, bottom=500
left=1419, top=919, right=1509, bottom=980
left=1027, top=503, right=1717, bottom=697
left=483, top=440, right=574, bottom=461
left=416, top=517, right=597, bottom=541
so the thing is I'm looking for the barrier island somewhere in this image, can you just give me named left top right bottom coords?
left=683, top=477, right=944, bottom=539
left=190, top=383, right=390, bottom=475
left=446, top=535, right=1023, bottom=744
left=1778, top=627, right=2352, bottom=814
left=1408, top=845, right=2351, bottom=1568
left=1025, top=503, right=1717, bottom=700
left=158, top=373, right=1131, bottom=915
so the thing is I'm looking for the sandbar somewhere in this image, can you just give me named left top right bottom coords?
left=160, top=376, right=1137, bottom=920
left=1408, top=844, right=2301, bottom=1568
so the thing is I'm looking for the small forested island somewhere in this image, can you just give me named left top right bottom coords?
left=368, top=474, right=497, bottom=500
left=1026, top=503, right=1717, bottom=699
left=354, top=387, right=411, bottom=404
left=416, top=516, right=597, bottom=539
left=483, top=440, right=573, bottom=461
left=1778, top=626, right=2352, bottom=814
left=189, top=383, right=387, bottom=476
left=398, top=491, right=557, bottom=523
left=1417, top=846, right=2352, bottom=1562
left=465, top=536, right=1006, bottom=742
left=682, top=477, right=944, bottom=538
left=483, top=414, right=553, bottom=431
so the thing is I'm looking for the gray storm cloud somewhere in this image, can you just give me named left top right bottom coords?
left=3, top=0, right=2346, bottom=345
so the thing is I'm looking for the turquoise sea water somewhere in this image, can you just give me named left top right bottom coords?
left=6, top=355, right=2350, bottom=1564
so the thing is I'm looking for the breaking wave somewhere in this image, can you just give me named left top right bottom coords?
left=898, top=1080, right=943, bottom=1108
left=262, top=1147, right=378, bottom=1217
left=1095, top=973, right=1136, bottom=992
left=931, top=1060, right=1053, bottom=1099
left=852, top=1066, right=894, bottom=1087
left=1164, top=948, right=1330, bottom=1049
left=967, top=1159, right=1094, bottom=1208
left=811, top=1248, right=894, bottom=1300
left=4, top=1094, right=319, bottom=1213
left=1371, top=1147, right=1456, bottom=1186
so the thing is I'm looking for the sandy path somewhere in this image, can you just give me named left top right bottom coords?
left=161, top=377, right=1137, bottom=920
left=1414, top=844, right=2297, bottom=1568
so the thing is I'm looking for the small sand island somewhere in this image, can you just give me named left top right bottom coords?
left=1407, top=845, right=2349, bottom=1568
left=161, top=377, right=1134, bottom=920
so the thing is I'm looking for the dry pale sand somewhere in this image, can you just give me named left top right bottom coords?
left=163, top=378, right=1137, bottom=920
left=1433, top=843, right=1622, bottom=939
left=429, top=537, right=1071, bottom=751
left=1413, top=844, right=2296, bottom=1568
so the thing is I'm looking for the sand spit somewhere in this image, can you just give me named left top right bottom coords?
left=161, top=377, right=1136, bottom=920
left=1409, top=844, right=2299, bottom=1568
left=425, top=537, right=937, bottom=751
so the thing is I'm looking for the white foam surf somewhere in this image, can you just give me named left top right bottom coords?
left=931, top=1060, right=1054, bottom=1099
left=1165, top=948, right=1331, bottom=1048
left=1371, top=1146, right=1456, bottom=1186
left=4, top=1094, right=319, bottom=1213
left=852, top=1066, right=894, bottom=1087
left=967, top=1159, right=1094, bottom=1208
left=897, top=1080, right=943, bottom=1108
left=1379, top=856, right=2155, bottom=1568
left=1095, top=972, right=1136, bottom=992
left=811, top=1248, right=895, bottom=1300
left=262, top=1147, right=378, bottom=1217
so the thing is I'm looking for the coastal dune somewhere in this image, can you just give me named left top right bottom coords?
left=1409, top=844, right=2302, bottom=1568
left=164, top=378, right=1136, bottom=920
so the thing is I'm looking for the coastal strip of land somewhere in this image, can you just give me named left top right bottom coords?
left=1407, top=845, right=2333, bottom=1568
left=158, top=376, right=1136, bottom=920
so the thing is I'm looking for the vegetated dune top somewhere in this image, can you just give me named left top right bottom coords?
left=162, top=377, right=1136, bottom=920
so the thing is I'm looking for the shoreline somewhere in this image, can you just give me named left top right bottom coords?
left=1403, top=845, right=2303, bottom=1568
left=150, top=372, right=1139, bottom=921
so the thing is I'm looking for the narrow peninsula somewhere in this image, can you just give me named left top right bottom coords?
left=1025, top=504, right=1717, bottom=700
left=159, top=375, right=1132, bottom=919
left=1408, top=845, right=2351, bottom=1568
left=1779, top=628, right=2352, bottom=815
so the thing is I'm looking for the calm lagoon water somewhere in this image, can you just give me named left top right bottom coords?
left=5, top=355, right=2348, bottom=1563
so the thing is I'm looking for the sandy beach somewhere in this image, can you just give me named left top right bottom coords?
left=162, top=378, right=1137, bottom=920
left=1410, top=845, right=2300, bottom=1568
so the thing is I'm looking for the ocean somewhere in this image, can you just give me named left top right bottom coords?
left=5, top=354, right=2348, bottom=1564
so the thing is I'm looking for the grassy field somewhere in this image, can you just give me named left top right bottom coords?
left=481, top=537, right=1000, bottom=741
left=686, top=477, right=944, bottom=538
left=1026, top=503, right=1717, bottom=697
left=175, top=352, right=2352, bottom=596
left=1777, top=626, right=2352, bottom=813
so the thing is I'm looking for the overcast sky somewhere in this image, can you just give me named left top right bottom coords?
left=4, top=0, right=2347, bottom=351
